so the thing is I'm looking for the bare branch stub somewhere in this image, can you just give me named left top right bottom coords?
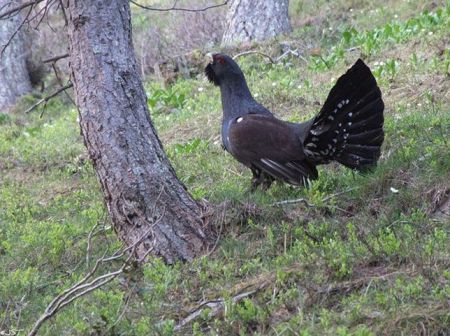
left=130, top=0, right=228, bottom=13
left=24, top=82, right=73, bottom=114
left=42, top=53, right=69, bottom=63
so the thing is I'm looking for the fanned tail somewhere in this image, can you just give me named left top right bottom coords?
left=303, top=59, right=384, bottom=171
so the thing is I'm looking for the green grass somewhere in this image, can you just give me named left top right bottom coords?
left=1, top=1, right=449, bottom=335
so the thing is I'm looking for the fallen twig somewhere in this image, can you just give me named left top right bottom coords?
left=175, top=280, right=271, bottom=331
left=272, top=197, right=315, bottom=207
left=28, top=212, right=163, bottom=336
left=233, top=50, right=275, bottom=63
left=272, top=187, right=357, bottom=207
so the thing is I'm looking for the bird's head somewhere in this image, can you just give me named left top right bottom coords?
left=205, top=53, right=245, bottom=86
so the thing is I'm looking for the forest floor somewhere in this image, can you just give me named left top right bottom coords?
left=1, top=0, right=449, bottom=335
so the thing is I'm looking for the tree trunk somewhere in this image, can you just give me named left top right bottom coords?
left=0, top=0, right=32, bottom=111
left=221, top=0, right=292, bottom=46
left=66, top=0, right=211, bottom=263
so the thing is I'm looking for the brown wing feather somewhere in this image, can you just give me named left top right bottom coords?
left=227, top=114, right=318, bottom=185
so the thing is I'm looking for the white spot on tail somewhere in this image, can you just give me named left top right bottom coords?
left=348, top=122, right=352, bottom=126
left=345, top=99, right=350, bottom=104
left=348, top=112, right=353, bottom=117
left=328, top=116, right=334, bottom=121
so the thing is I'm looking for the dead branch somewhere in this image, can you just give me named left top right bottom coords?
left=130, top=0, right=228, bottom=12
left=233, top=50, right=275, bottom=63
left=0, top=0, right=43, bottom=20
left=24, top=82, right=73, bottom=114
left=28, top=212, right=163, bottom=336
left=29, top=0, right=57, bottom=29
left=0, top=4, right=33, bottom=56
left=50, top=60, right=76, bottom=107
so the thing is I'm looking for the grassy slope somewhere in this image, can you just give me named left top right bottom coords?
left=1, top=1, right=449, bottom=335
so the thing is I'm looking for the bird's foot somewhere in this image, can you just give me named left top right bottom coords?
left=249, top=174, right=273, bottom=192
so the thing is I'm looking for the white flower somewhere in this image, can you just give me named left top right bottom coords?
left=390, top=187, right=399, bottom=193
left=198, top=87, right=204, bottom=92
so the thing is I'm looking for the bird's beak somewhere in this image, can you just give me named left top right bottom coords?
left=206, top=52, right=214, bottom=64
left=204, top=54, right=219, bottom=85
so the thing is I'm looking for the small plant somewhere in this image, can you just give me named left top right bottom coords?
left=384, top=59, right=399, bottom=80
left=147, top=86, right=186, bottom=114
left=0, top=113, right=11, bottom=125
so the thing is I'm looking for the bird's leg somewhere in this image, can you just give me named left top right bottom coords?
left=250, top=167, right=263, bottom=192
left=250, top=168, right=274, bottom=192
left=260, top=173, right=274, bottom=191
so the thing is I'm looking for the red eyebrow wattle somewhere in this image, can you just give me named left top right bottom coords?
left=213, top=55, right=225, bottom=64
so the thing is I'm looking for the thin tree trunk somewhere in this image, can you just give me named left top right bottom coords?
left=66, top=0, right=211, bottom=263
left=221, top=0, right=292, bottom=47
left=0, top=0, right=32, bottom=111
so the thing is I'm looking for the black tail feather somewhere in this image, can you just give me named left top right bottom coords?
left=347, top=129, right=384, bottom=146
left=303, top=59, right=384, bottom=171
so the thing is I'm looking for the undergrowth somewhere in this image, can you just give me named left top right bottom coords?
left=0, top=1, right=449, bottom=335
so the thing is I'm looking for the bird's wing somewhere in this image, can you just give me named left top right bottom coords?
left=227, top=114, right=318, bottom=185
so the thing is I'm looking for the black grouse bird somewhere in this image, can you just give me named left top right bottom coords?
left=205, top=53, right=384, bottom=190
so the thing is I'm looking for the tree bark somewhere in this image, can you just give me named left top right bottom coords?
left=66, top=0, right=211, bottom=263
left=0, top=0, right=32, bottom=111
left=221, top=0, right=292, bottom=47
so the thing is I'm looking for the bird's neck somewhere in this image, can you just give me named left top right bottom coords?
left=219, top=78, right=256, bottom=120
